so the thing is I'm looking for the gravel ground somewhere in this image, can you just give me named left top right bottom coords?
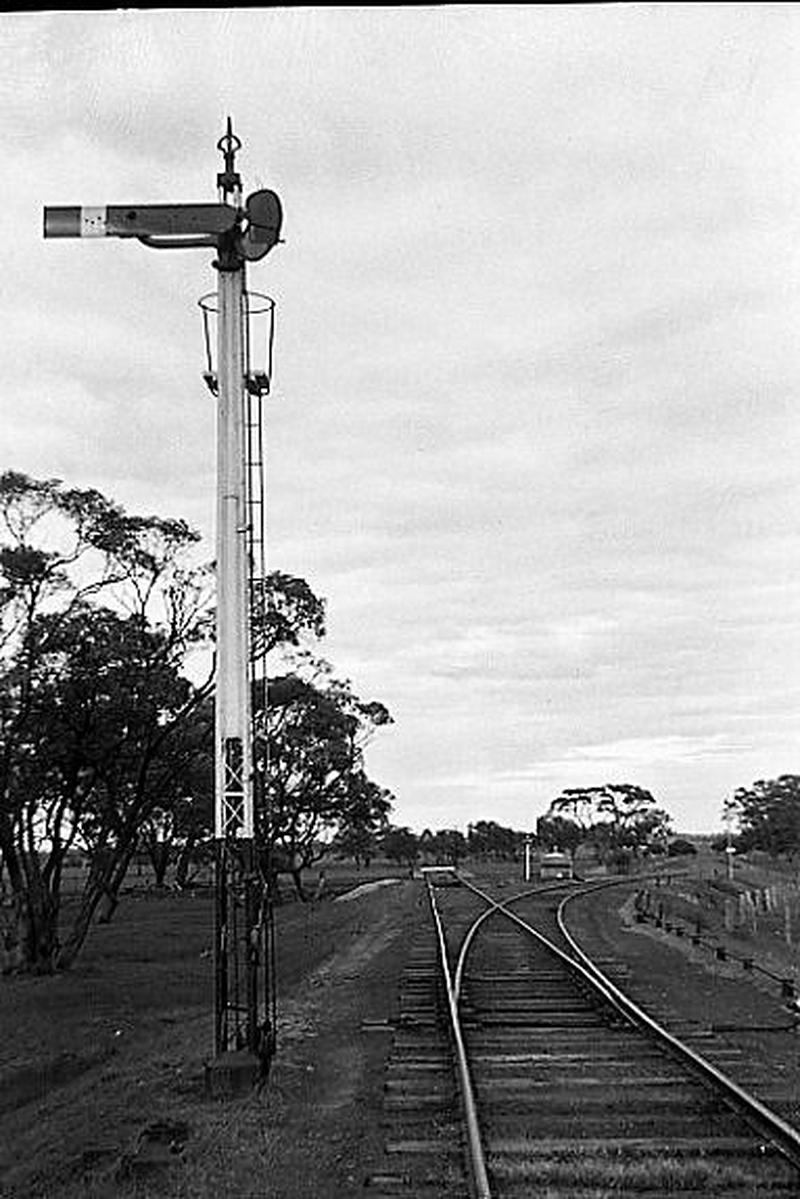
left=236, top=879, right=429, bottom=1199
left=251, top=872, right=800, bottom=1197
left=564, top=880, right=800, bottom=1128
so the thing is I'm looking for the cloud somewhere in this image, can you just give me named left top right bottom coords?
left=3, top=8, right=800, bottom=837
left=540, top=734, right=750, bottom=771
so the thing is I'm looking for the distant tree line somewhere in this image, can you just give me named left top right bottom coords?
left=0, top=471, right=393, bottom=974
left=347, top=798, right=677, bottom=875
left=342, top=820, right=527, bottom=870
left=368, top=776, right=800, bottom=876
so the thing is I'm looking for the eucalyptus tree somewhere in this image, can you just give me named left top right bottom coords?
left=0, top=471, right=208, bottom=972
left=546, top=783, right=671, bottom=865
left=536, top=812, right=583, bottom=856
left=258, top=667, right=393, bottom=898
left=138, top=703, right=214, bottom=889
left=728, top=775, right=800, bottom=858
left=331, top=772, right=394, bottom=868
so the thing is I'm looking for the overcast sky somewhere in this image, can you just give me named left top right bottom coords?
left=3, top=5, right=800, bottom=834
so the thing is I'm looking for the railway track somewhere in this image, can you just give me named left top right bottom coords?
left=367, top=874, right=800, bottom=1197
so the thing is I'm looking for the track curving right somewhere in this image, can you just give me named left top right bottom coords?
left=369, top=874, right=800, bottom=1198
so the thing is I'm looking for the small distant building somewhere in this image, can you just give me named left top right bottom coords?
left=539, top=849, right=573, bottom=880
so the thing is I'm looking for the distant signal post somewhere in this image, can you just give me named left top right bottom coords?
left=44, top=122, right=283, bottom=1091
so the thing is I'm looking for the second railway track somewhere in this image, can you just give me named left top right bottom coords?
left=368, top=873, right=800, bottom=1198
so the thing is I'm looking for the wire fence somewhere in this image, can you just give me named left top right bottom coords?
left=634, top=877, right=800, bottom=1005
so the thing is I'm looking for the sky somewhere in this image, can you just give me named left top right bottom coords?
left=2, top=5, right=800, bottom=835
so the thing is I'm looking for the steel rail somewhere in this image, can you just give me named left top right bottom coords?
left=556, top=880, right=800, bottom=1171
left=425, top=881, right=493, bottom=1199
left=453, top=875, right=800, bottom=1174
left=452, top=879, right=578, bottom=1003
left=456, top=878, right=634, bottom=1022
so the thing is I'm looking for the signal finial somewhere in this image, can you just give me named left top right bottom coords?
left=217, top=117, right=242, bottom=203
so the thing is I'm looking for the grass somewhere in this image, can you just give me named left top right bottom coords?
left=0, top=859, right=410, bottom=1198
left=639, top=851, right=800, bottom=987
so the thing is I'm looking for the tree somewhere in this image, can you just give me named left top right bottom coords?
left=432, top=828, right=468, bottom=866
left=467, top=820, right=522, bottom=860
left=255, top=570, right=326, bottom=656
left=380, top=826, right=419, bottom=869
left=331, top=824, right=377, bottom=869
left=545, top=784, right=671, bottom=867
left=0, top=469, right=394, bottom=966
left=2, top=600, right=205, bottom=969
left=138, top=700, right=214, bottom=889
left=591, top=785, right=662, bottom=841
left=536, top=813, right=583, bottom=856
left=548, top=789, right=597, bottom=833
left=417, top=828, right=436, bottom=862
left=0, top=471, right=209, bottom=972
left=331, top=772, right=393, bottom=868
left=728, top=776, right=800, bottom=858
left=258, top=668, right=393, bottom=899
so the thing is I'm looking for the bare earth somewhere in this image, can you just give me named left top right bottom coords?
left=0, top=878, right=427, bottom=1199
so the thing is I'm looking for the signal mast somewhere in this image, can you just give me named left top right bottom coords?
left=44, top=122, right=282, bottom=1090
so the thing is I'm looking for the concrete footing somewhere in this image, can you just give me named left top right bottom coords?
left=204, top=1050, right=263, bottom=1098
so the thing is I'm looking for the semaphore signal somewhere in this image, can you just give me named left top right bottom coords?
left=44, top=119, right=282, bottom=1093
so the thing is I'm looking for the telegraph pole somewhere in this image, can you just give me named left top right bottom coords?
left=44, top=122, right=283, bottom=1090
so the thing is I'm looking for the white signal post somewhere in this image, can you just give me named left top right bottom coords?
left=215, top=235, right=253, bottom=844
left=44, top=121, right=283, bottom=1089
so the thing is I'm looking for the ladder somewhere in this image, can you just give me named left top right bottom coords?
left=243, top=291, right=277, bottom=1056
